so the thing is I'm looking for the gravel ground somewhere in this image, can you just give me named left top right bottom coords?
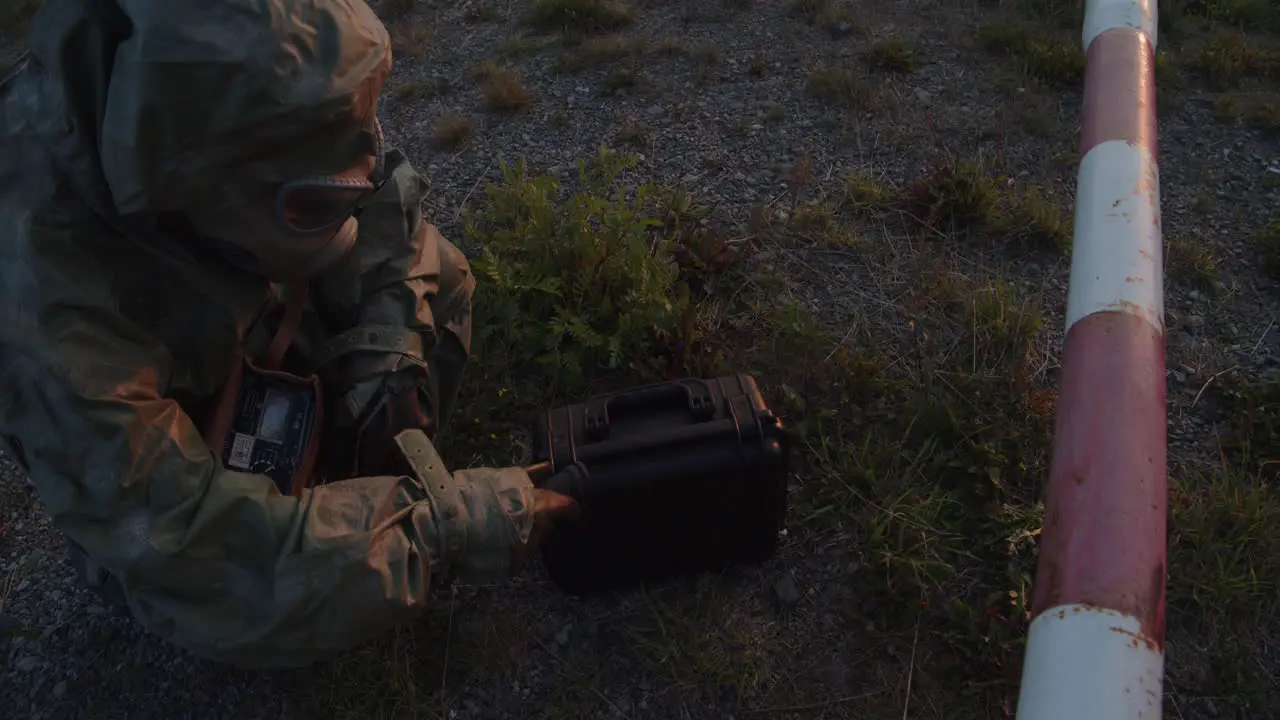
left=3, top=1, right=1280, bottom=718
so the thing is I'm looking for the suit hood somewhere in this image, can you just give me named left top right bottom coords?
left=19, top=0, right=392, bottom=218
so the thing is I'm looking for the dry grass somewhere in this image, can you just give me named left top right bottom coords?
left=1159, top=6, right=1280, bottom=132
left=1167, top=0, right=1280, bottom=32
left=654, top=36, right=689, bottom=56
left=552, top=33, right=720, bottom=75
left=391, top=75, right=452, bottom=100
left=430, top=113, right=475, bottom=150
left=471, top=61, right=534, bottom=112
left=1213, top=91, right=1280, bottom=132
left=842, top=160, right=1072, bottom=253
left=525, top=0, right=635, bottom=35
left=977, top=21, right=1085, bottom=87
left=376, top=0, right=418, bottom=22
left=1166, top=236, right=1221, bottom=293
left=498, top=33, right=549, bottom=58
left=1187, top=30, right=1280, bottom=88
left=789, top=0, right=855, bottom=27
left=555, top=35, right=646, bottom=72
left=617, top=115, right=650, bottom=147
left=389, top=20, right=431, bottom=58
left=463, top=5, right=501, bottom=24
left=1162, top=461, right=1280, bottom=711
left=600, top=68, right=638, bottom=95
left=694, top=42, right=725, bottom=68
left=804, top=64, right=868, bottom=108
left=865, top=38, right=916, bottom=73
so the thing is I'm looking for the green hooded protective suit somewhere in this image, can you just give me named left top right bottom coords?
left=0, top=0, right=538, bottom=668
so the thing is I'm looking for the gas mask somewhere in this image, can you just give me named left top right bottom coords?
left=193, top=120, right=391, bottom=493
left=185, top=119, right=390, bottom=282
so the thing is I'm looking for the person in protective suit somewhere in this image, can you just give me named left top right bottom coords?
left=0, top=0, right=582, bottom=668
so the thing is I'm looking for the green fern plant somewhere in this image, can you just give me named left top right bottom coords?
left=463, top=148, right=687, bottom=391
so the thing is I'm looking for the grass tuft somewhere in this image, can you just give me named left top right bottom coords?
left=1173, top=0, right=1280, bottom=33
left=430, top=113, right=475, bottom=150
left=846, top=161, right=1071, bottom=253
left=694, top=42, right=725, bottom=67
left=654, top=37, right=689, bottom=56
left=617, top=116, right=650, bottom=147
left=1240, top=93, right=1280, bottom=133
left=1165, top=236, right=1220, bottom=293
left=1220, top=376, right=1280, bottom=473
left=377, top=0, right=417, bottom=22
left=790, top=0, right=856, bottom=27
left=845, top=169, right=894, bottom=210
left=391, top=75, right=453, bottom=100
left=389, top=20, right=431, bottom=59
left=555, top=35, right=646, bottom=72
left=499, top=34, right=548, bottom=58
left=977, top=22, right=1084, bottom=87
left=471, top=62, right=534, bottom=112
left=1189, top=31, right=1280, bottom=88
left=1003, top=187, right=1073, bottom=252
left=1164, top=464, right=1280, bottom=711
left=628, top=585, right=772, bottom=697
left=805, top=65, right=868, bottom=107
left=906, top=161, right=1003, bottom=235
left=601, top=68, right=638, bottom=95
left=525, top=0, right=636, bottom=35
left=865, top=39, right=917, bottom=73
left=790, top=0, right=832, bottom=22
left=463, top=6, right=500, bottom=24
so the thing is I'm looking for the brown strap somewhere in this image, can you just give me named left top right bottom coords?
left=201, top=350, right=245, bottom=451
left=263, top=283, right=308, bottom=372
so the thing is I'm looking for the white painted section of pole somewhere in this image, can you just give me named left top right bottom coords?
left=1064, top=139, right=1164, bottom=335
left=1084, top=0, right=1158, bottom=51
left=1016, top=604, right=1165, bottom=720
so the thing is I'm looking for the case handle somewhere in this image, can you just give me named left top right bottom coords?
left=583, top=379, right=715, bottom=441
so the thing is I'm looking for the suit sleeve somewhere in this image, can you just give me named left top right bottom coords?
left=7, top=325, right=533, bottom=669
left=309, top=149, right=474, bottom=477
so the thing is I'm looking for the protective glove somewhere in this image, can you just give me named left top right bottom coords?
left=384, top=430, right=580, bottom=585
left=513, top=462, right=587, bottom=566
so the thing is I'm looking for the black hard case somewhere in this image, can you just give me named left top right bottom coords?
left=531, top=374, right=789, bottom=595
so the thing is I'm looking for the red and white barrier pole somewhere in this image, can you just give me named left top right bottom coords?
left=1016, top=1, right=1167, bottom=718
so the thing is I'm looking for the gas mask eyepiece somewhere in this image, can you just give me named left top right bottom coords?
left=274, top=119, right=389, bottom=237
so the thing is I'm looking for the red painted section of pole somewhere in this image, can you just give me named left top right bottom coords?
left=1030, top=311, right=1168, bottom=646
left=1081, top=29, right=1157, bottom=155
